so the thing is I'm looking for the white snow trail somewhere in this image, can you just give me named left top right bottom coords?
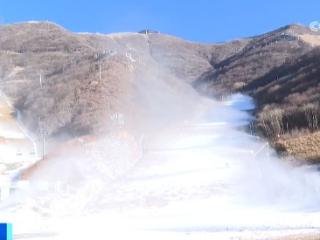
left=1, top=94, right=320, bottom=239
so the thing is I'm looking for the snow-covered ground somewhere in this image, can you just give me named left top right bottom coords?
left=0, top=95, right=37, bottom=200
left=1, top=93, right=320, bottom=239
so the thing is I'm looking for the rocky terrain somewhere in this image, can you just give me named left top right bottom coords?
left=0, top=22, right=320, bottom=162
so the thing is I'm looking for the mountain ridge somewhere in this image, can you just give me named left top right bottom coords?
left=0, top=21, right=319, bottom=161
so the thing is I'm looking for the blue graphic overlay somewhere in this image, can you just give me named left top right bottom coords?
left=0, top=224, right=12, bottom=240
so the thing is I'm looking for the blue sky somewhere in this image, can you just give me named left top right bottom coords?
left=0, top=0, right=319, bottom=42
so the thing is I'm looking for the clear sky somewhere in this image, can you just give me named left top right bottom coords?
left=0, top=0, right=319, bottom=43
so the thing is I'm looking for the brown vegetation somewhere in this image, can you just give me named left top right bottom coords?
left=194, top=24, right=320, bottom=162
left=274, top=131, right=320, bottom=163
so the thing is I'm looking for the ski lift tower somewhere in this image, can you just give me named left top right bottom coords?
left=38, top=72, right=46, bottom=161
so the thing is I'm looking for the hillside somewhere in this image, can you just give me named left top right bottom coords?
left=1, top=22, right=320, bottom=162
left=194, top=24, right=320, bottom=162
left=0, top=22, right=248, bottom=139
